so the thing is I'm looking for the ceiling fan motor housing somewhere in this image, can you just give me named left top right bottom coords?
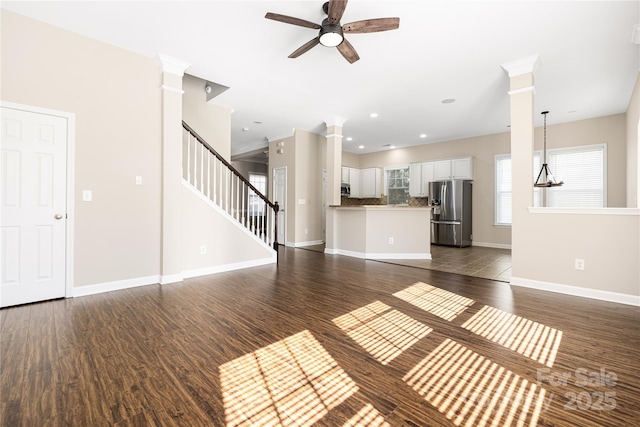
left=319, top=18, right=344, bottom=46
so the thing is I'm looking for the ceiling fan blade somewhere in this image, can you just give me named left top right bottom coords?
left=336, top=38, right=360, bottom=64
left=328, top=0, right=348, bottom=25
left=289, top=38, right=320, bottom=58
left=343, top=17, right=400, bottom=33
left=265, top=12, right=321, bottom=29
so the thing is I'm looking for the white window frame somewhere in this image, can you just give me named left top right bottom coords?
left=383, top=165, right=410, bottom=205
left=248, top=172, right=267, bottom=216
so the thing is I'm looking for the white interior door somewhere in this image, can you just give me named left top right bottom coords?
left=273, top=167, right=286, bottom=245
left=1, top=106, right=68, bottom=307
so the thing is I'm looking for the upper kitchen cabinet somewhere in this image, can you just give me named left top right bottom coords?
left=360, top=167, right=382, bottom=198
left=349, top=167, right=361, bottom=198
left=409, top=162, right=434, bottom=197
left=433, top=157, right=473, bottom=181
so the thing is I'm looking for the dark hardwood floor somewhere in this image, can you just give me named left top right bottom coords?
left=1, top=247, right=639, bottom=426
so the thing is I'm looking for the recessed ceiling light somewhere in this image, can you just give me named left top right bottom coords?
left=568, top=110, right=577, bottom=114
left=370, top=112, right=378, bottom=118
left=358, top=145, right=364, bottom=149
left=253, top=121, right=262, bottom=124
left=419, top=134, right=427, bottom=138
left=389, top=145, right=396, bottom=149
left=441, top=98, right=456, bottom=104
left=346, top=137, right=353, bottom=141
left=242, top=127, right=249, bottom=132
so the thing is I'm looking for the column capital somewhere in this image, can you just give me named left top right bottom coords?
left=501, top=54, right=541, bottom=78
left=157, top=53, right=191, bottom=76
left=323, top=116, right=347, bottom=128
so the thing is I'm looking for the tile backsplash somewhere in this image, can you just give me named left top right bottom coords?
left=340, top=196, right=429, bottom=207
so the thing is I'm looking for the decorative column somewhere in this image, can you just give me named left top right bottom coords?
left=501, top=54, right=540, bottom=281
left=324, top=116, right=345, bottom=253
left=324, top=116, right=346, bottom=207
left=158, top=54, right=190, bottom=285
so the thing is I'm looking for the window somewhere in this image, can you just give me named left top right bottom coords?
left=386, top=167, right=409, bottom=205
left=249, top=173, right=267, bottom=216
left=495, top=144, right=606, bottom=225
left=546, top=144, right=606, bottom=208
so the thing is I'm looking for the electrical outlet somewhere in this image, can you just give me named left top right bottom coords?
left=200, top=245, right=207, bottom=255
left=389, top=237, right=394, bottom=244
left=575, top=259, right=585, bottom=270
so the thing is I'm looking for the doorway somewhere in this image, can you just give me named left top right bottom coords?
left=1, top=103, right=74, bottom=307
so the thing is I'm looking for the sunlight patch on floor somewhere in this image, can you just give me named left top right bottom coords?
left=393, top=282, right=475, bottom=321
left=342, top=404, right=390, bottom=427
left=404, top=339, right=547, bottom=427
left=461, top=305, right=563, bottom=367
left=220, top=330, right=358, bottom=426
left=333, top=301, right=433, bottom=365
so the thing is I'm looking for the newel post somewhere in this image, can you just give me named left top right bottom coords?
left=273, top=201, right=280, bottom=263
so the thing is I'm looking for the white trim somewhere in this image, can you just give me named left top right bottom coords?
left=472, top=241, right=512, bottom=250
left=323, top=248, right=431, bottom=260
left=507, top=86, right=535, bottom=96
left=501, top=54, right=541, bottom=77
left=161, top=85, right=185, bottom=94
left=323, top=116, right=347, bottom=128
left=160, top=274, right=184, bottom=285
left=182, top=256, right=276, bottom=279
left=528, top=207, right=640, bottom=216
left=1, top=101, right=76, bottom=300
left=73, top=275, right=160, bottom=298
left=325, top=133, right=344, bottom=139
left=295, top=240, right=324, bottom=248
left=157, top=53, right=190, bottom=76
left=510, top=276, right=640, bottom=307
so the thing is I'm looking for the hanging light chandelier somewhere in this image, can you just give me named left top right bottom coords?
left=534, top=111, right=564, bottom=187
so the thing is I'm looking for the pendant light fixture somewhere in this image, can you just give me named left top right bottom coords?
left=534, top=111, right=564, bottom=187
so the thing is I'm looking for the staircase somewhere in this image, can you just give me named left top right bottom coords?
left=182, top=121, right=280, bottom=261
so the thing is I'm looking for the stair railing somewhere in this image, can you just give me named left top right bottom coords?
left=182, top=121, right=279, bottom=261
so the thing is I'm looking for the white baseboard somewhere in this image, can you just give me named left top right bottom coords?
left=182, top=255, right=276, bottom=279
left=73, top=275, right=160, bottom=298
left=295, top=240, right=324, bottom=248
left=324, top=248, right=431, bottom=260
left=510, top=276, right=640, bottom=307
left=160, top=274, right=184, bottom=285
left=472, top=241, right=512, bottom=250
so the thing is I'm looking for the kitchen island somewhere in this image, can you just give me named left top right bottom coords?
left=325, top=205, right=432, bottom=260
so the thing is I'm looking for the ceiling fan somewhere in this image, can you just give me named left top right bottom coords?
left=265, top=0, right=400, bottom=64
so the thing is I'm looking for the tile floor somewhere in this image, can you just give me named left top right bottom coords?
left=380, top=245, right=512, bottom=282
left=301, top=244, right=512, bottom=282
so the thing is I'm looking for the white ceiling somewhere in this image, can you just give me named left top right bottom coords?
left=4, top=1, right=639, bottom=158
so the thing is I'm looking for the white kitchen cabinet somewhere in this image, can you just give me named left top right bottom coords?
left=341, top=166, right=349, bottom=184
left=360, top=167, right=381, bottom=198
left=349, top=168, right=361, bottom=198
left=452, top=157, right=473, bottom=179
left=409, top=162, right=434, bottom=197
left=432, top=157, right=473, bottom=181
left=433, top=160, right=452, bottom=181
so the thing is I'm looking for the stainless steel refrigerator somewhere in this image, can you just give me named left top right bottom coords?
left=429, top=180, right=472, bottom=247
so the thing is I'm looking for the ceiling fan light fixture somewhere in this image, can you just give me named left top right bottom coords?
left=319, top=23, right=344, bottom=47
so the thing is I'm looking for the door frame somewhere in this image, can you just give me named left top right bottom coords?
left=2, top=101, right=76, bottom=298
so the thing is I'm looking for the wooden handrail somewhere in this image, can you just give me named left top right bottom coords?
left=182, top=121, right=278, bottom=212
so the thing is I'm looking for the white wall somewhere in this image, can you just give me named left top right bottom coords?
left=1, top=10, right=162, bottom=288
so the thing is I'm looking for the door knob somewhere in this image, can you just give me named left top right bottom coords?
left=54, top=214, right=64, bottom=220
